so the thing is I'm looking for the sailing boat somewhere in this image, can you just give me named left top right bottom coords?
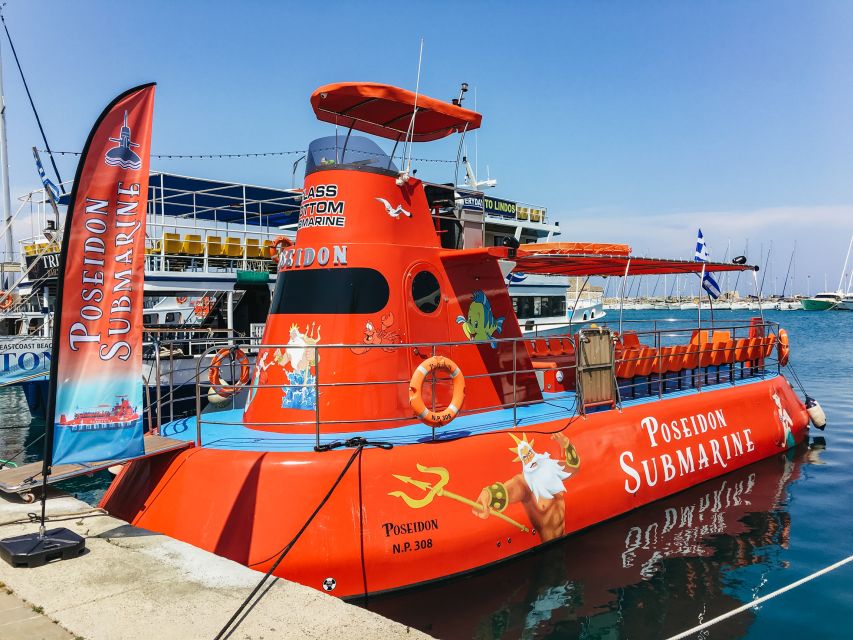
left=800, top=235, right=853, bottom=311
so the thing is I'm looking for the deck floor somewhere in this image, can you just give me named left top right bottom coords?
left=161, top=372, right=777, bottom=453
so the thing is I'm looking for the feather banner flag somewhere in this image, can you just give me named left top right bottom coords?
left=47, top=84, right=155, bottom=465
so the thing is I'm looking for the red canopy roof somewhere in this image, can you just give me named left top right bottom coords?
left=512, top=251, right=757, bottom=277
left=310, top=83, right=482, bottom=142
left=519, top=242, right=632, bottom=257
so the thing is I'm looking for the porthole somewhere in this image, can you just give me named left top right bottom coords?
left=411, top=271, right=441, bottom=314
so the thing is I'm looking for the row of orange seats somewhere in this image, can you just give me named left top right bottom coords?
left=616, top=334, right=778, bottom=379
left=528, top=337, right=575, bottom=359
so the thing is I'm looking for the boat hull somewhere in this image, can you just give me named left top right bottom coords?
left=101, top=376, right=808, bottom=597
left=800, top=298, right=837, bottom=310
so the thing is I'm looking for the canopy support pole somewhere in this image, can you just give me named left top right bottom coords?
left=618, top=259, right=631, bottom=336
left=752, top=269, right=765, bottom=323
left=698, top=262, right=706, bottom=336
left=340, top=125, right=354, bottom=162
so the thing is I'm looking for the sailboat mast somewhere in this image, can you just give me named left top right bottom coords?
left=837, top=234, right=853, bottom=293
left=781, top=242, right=795, bottom=297
left=0, top=38, right=13, bottom=265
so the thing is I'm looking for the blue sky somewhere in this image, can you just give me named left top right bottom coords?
left=1, top=0, right=852, bottom=294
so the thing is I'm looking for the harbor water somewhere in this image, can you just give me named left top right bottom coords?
left=1, top=309, right=850, bottom=639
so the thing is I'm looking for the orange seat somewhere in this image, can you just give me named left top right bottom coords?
left=733, top=338, right=750, bottom=362
left=668, top=345, right=687, bottom=373
left=690, top=330, right=711, bottom=346
left=635, top=347, right=655, bottom=377
left=549, top=336, right=567, bottom=356
left=561, top=337, right=576, bottom=356
left=746, top=337, right=762, bottom=361
left=616, top=348, right=640, bottom=379
left=683, top=342, right=701, bottom=370
left=652, top=347, right=673, bottom=375
left=533, top=339, right=550, bottom=358
left=697, top=340, right=713, bottom=368
left=764, top=334, right=777, bottom=359
left=622, top=332, right=641, bottom=348
left=548, top=338, right=565, bottom=357
left=711, top=330, right=731, bottom=343
left=721, top=340, right=736, bottom=365
left=709, top=340, right=729, bottom=367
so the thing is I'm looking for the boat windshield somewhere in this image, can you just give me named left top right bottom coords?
left=306, top=136, right=398, bottom=175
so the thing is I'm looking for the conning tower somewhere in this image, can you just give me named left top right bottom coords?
left=244, top=83, right=541, bottom=433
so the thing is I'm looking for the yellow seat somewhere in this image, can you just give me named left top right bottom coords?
left=262, top=239, right=275, bottom=259
left=181, top=234, right=203, bottom=256
left=146, top=239, right=162, bottom=255
left=23, top=244, right=35, bottom=256
left=224, top=237, right=244, bottom=258
left=245, top=238, right=262, bottom=259
left=163, top=232, right=182, bottom=255
left=206, top=236, right=225, bottom=257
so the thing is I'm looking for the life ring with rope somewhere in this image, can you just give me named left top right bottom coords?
left=0, top=293, right=12, bottom=311
left=409, top=356, right=465, bottom=427
left=208, top=347, right=251, bottom=398
left=269, top=235, right=294, bottom=262
left=777, top=328, right=790, bottom=367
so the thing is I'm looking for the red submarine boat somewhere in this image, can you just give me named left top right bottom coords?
left=102, top=82, right=818, bottom=598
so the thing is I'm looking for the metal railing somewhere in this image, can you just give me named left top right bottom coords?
left=142, top=327, right=245, bottom=427
left=177, top=319, right=784, bottom=450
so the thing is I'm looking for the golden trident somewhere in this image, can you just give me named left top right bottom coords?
left=389, top=464, right=529, bottom=533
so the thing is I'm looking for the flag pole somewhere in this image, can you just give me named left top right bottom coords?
left=0, top=32, right=14, bottom=266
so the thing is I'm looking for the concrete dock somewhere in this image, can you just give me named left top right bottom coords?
left=0, top=489, right=432, bottom=640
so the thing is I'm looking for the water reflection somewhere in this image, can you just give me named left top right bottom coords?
left=0, top=387, right=46, bottom=467
left=364, top=447, right=813, bottom=640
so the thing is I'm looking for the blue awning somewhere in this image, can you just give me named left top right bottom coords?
left=58, top=172, right=302, bottom=227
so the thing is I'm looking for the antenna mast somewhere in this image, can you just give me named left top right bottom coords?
left=401, top=38, right=424, bottom=180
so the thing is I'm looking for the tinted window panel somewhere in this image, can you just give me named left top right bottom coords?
left=411, top=271, right=441, bottom=313
left=271, top=268, right=390, bottom=315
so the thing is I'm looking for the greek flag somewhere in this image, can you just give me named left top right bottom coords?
left=32, top=148, right=60, bottom=204
left=694, top=228, right=721, bottom=299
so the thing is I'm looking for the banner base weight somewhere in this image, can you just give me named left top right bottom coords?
left=0, top=527, right=86, bottom=568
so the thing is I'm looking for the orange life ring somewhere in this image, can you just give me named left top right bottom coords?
left=269, top=235, right=294, bottom=261
left=409, top=356, right=465, bottom=427
left=777, top=329, right=790, bottom=367
left=0, top=293, right=12, bottom=311
left=176, top=295, right=188, bottom=304
left=209, top=347, right=251, bottom=398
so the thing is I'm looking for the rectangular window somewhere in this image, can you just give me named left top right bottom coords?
left=271, top=268, right=390, bottom=315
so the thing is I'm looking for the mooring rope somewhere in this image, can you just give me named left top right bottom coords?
left=666, top=554, right=853, bottom=640
left=213, top=440, right=378, bottom=640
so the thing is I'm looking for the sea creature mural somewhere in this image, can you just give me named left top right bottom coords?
left=772, top=391, right=795, bottom=448
left=351, top=312, right=402, bottom=354
left=280, top=323, right=322, bottom=410
left=456, top=290, right=505, bottom=348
